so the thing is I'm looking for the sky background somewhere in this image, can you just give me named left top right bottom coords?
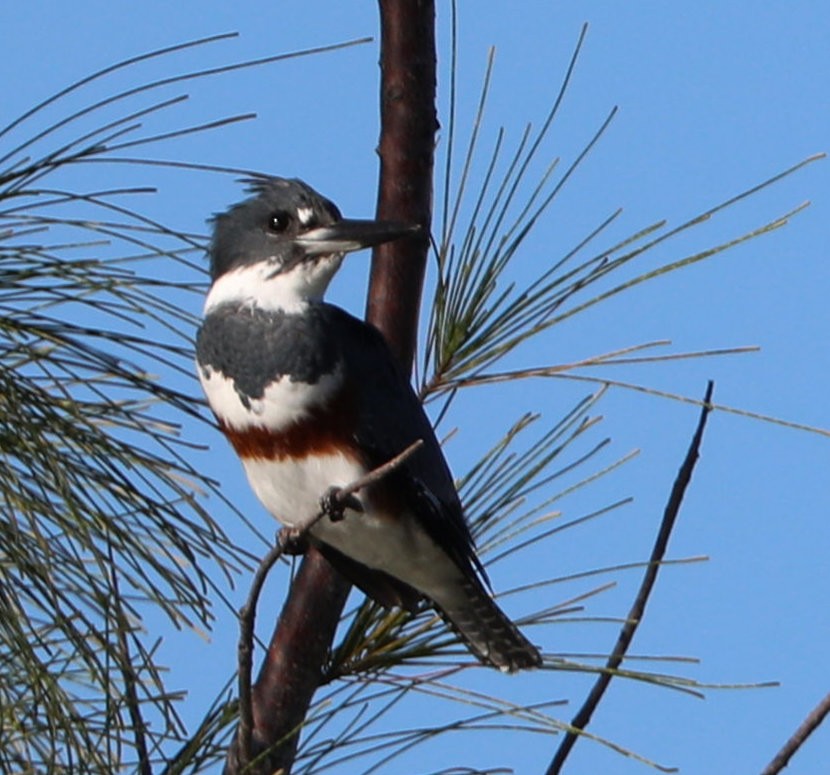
left=2, top=2, right=828, bottom=774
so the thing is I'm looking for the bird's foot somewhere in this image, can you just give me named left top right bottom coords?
left=319, top=486, right=363, bottom=522
left=277, top=526, right=309, bottom=555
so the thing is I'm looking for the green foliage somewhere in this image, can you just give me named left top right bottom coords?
left=0, top=33, right=362, bottom=773
left=279, top=25, right=819, bottom=774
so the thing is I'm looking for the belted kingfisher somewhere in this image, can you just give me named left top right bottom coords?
left=196, top=176, right=541, bottom=672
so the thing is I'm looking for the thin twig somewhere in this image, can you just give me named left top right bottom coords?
left=545, top=372, right=830, bottom=438
left=234, top=439, right=424, bottom=772
left=442, top=343, right=758, bottom=390
left=339, top=440, right=424, bottom=499
left=545, top=381, right=715, bottom=775
left=107, top=550, right=152, bottom=775
left=235, top=545, right=284, bottom=773
left=760, top=689, right=830, bottom=775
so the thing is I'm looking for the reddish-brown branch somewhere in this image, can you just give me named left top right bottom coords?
left=225, top=3, right=437, bottom=773
left=367, top=0, right=437, bottom=369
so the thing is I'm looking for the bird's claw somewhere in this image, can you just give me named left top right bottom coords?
left=277, top=527, right=309, bottom=555
left=319, top=486, right=363, bottom=522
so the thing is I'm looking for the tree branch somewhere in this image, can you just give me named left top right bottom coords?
left=545, top=381, right=715, bottom=775
left=760, top=689, right=830, bottom=775
left=367, top=0, right=437, bottom=369
left=231, top=441, right=424, bottom=773
left=226, top=3, right=437, bottom=772
left=226, top=549, right=348, bottom=775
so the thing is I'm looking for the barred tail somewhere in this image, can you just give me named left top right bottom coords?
left=433, top=576, right=542, bottom=673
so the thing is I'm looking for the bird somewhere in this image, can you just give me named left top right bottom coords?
left=196, top=176, right=541, bottom=672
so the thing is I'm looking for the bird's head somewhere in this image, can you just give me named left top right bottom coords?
left=205, top=176, right=417, bottom=314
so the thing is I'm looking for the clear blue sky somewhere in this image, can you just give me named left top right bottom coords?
left=2, top=2, right=828, bottom=773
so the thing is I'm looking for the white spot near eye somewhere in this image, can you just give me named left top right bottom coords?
left=296, top=206, right=314, bottom=226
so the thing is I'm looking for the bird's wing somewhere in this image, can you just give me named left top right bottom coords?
left=322, top=304, right=485, bottom=584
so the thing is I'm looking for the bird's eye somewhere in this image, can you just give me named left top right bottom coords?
left=267, top=211, right=291, bottom=233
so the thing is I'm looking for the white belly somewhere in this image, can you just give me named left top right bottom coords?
left=242, top=455, right=463, bottom=598
left=242, top=453, right=363, bottom=528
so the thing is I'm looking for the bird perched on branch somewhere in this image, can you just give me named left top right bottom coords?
left=196, top=176, right=541, bottom=672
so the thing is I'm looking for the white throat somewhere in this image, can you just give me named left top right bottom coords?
left=204, top=254, right=343, bottom=315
